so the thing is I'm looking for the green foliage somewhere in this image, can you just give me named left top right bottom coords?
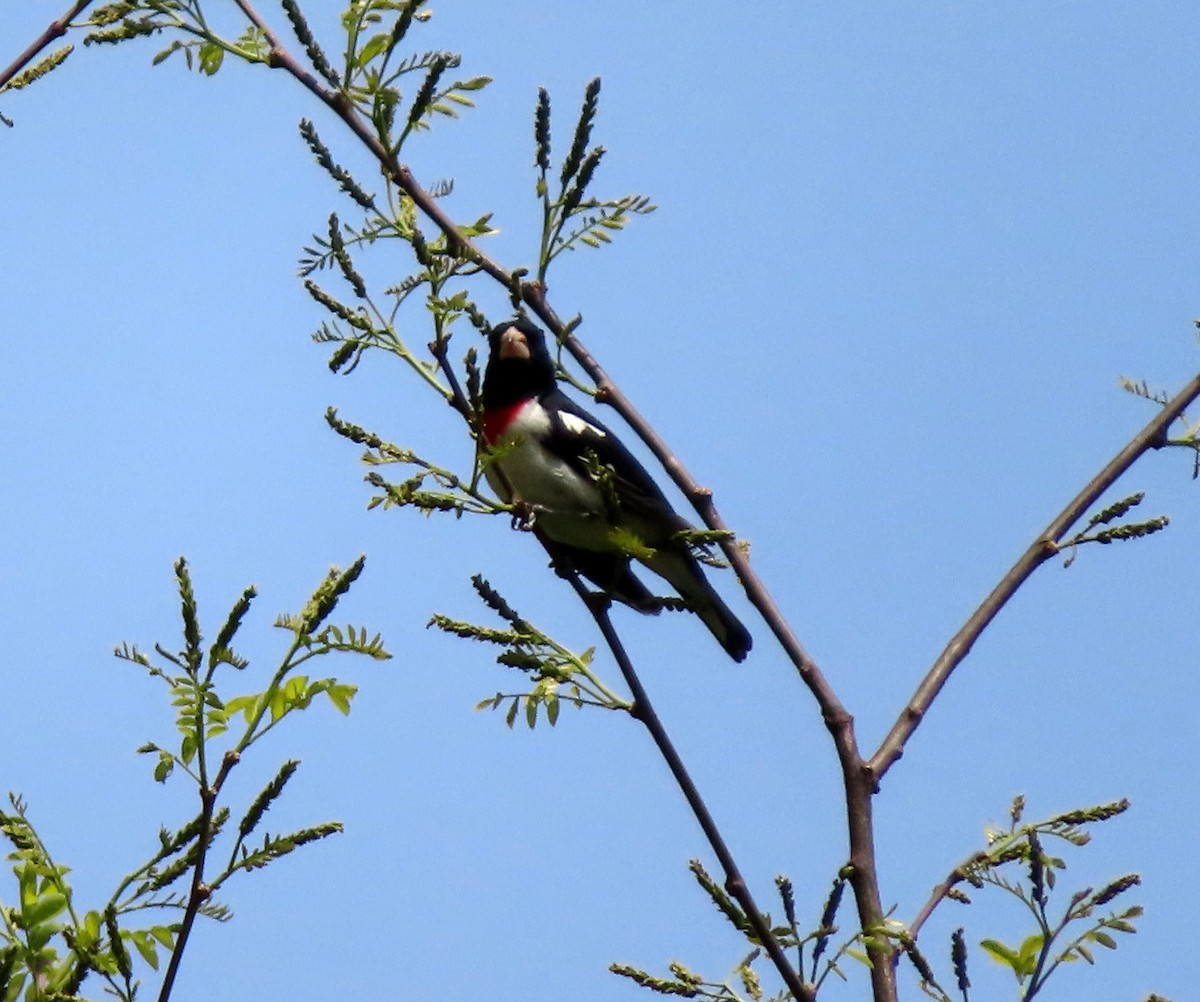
left=0, top=793, right=182, bottom=1002
left=299, top=118, right=377, bottom=210
left=325, top=408, right=501, bottom=517
left=432, top=575, right=633, bottom=726
left=533, top=78, right=656, bottom=284
left=613, top=863, right=863, bottom=1001
left=337, top=0, right=491, bottom=155
left=81, top=2, right=271, bottom=78
left=296, top=133, right=493, bottom=421
left=616, top=798, right=1153, bottom=1002
left=902, top=796, right=1148, bottom=1002
left=0, top=45, right=73, bottom=98
left=0, top=558, right=386, bottom=1001
left=72, top=0, right=492, bottom=152
left=1059, top=491, right=1170, bottom=566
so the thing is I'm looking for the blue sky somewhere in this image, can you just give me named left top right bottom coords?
left=3, top=3, right=1198, bottom=1000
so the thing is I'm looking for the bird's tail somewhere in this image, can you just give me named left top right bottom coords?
left=645, top=550, right=752, bottom=662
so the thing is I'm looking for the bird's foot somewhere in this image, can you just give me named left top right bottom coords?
left=509, top=500, right=536, bottom=531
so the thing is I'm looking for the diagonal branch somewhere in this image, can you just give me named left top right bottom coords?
left=0, top=0, right=94, bottom=91
left=563, top=571, right=816, bottom=1002
left=527, top=290, right=852, bottom=721
left=908, top=852, right=988, bottom=942
left=868, top=370, right=1200, bottom=783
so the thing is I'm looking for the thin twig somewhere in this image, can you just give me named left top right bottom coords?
left=564, top=572, right=817, bottom=1002
left=0, top=0, right=94, bottom=91
left=156, top=751, right=239, bottom=1002
left=908, top=853, right=987, bottom=941
left=868, top=370, right=1200, bottom=783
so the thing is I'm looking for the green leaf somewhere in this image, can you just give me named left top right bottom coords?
left=1018, top=933, right=1042, bottom=956
left=180, top=732, right=197, bottom=766
left=1089, top=931, right=1118, bottom=950
left=980, top=939, right=1020, bottom=971
left=131, top=929, right=160, bottom=969
left=26, top=920, right=59, bottom=952
left=198, top=41, right=224, bottom=75
left=324, top=682, right=357, bottom=715
left=152, top=40, right=184, bottom=66
left=153, top=751, right=175, bottom=783
left=269, top=686, right=287, bottom=722
left=355, top=31, right=392, bottom=67
left=82, top=910, right=103, bottom=945
left=22, top=891, right=67, bottom=926
left=3, top=971, right=27, bottom=1002
left=224, top=694, right=259, bottom=721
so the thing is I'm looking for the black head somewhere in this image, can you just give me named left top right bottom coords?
left=482, top=317, right=556, bottom=406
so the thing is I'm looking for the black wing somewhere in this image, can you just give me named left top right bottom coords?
left=540, top=388, right=691, bottom=537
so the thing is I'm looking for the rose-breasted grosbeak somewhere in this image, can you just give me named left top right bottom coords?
left=481, top=317, right=752, bottom=662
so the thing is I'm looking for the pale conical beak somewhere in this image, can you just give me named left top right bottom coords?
left=499, top=327, right=530, bottom=360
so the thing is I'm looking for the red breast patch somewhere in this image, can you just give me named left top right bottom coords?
left=482, top=401, right=527, bottom=446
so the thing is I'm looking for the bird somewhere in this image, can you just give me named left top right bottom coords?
left=480, top=316, right=752, bottom=662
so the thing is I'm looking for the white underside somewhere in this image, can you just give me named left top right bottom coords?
left=486, top=400, right=609, bottom=550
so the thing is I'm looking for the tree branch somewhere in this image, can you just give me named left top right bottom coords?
left=907, top=853, right=985, bottom=942
left=0, top=0, right=93, bottom=91
left=868, top=369, right=1200, bottom=782
left=156, top=749, right=239, bottom=1002
left=564, top=572, right=817, bottom=1002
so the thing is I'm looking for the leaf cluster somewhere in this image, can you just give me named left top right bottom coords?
left=533, top=78, right=656, bottom=284
left=612, top=863, right=867, bottom=1002
left=432, top=575, right=633, bottom=727
left=325, top=407, right=502, bottom=519
left=1, top=558, right=386, bottom=1001
left=1059, top=492, right=1169, bottom=566
left=900, top=796, right=1149, bottom=1002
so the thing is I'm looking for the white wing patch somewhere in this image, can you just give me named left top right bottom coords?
left=558, top=411, right=606, bottom=438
